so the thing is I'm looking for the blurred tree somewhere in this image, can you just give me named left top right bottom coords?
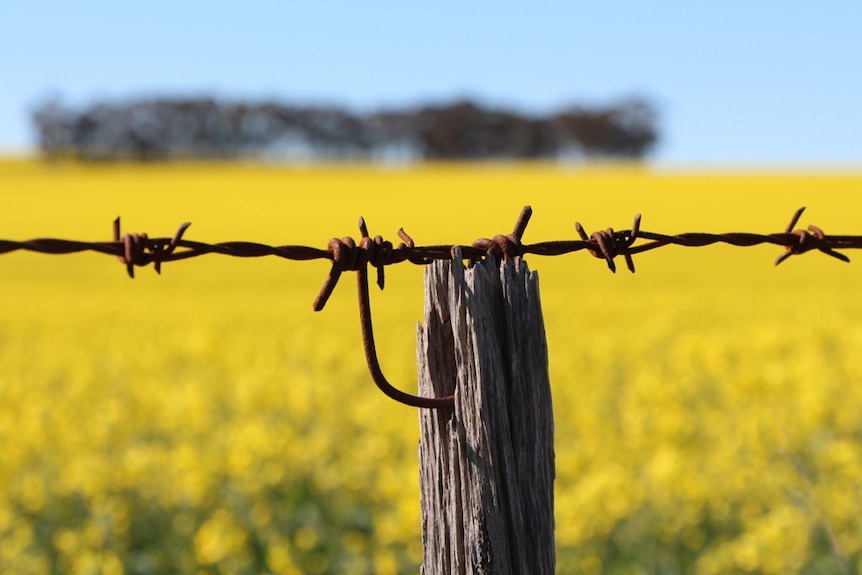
left=554, top=98, right=658, bottom=159
left=31, top=96, right=659, bottom=162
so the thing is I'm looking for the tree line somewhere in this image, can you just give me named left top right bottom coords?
left=32, top=96, right=658, bottom=162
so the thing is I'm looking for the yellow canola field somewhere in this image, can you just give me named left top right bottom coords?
left=1, top=159, right=862, bottom=574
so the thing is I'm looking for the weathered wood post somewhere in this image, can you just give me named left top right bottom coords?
left=417, top=248, right=555, bottom=574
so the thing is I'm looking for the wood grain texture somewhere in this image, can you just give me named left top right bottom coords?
left=417, top=249, right=555, bottom=575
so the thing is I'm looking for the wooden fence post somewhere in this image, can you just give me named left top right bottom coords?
left=417, top=248, right=555, bottom=574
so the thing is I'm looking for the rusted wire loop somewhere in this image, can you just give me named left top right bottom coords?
left=317, top=207, right=536, bottom=407
left=319, top=207, right=540, bottom=407
left=356, top=206, right=533, bottom=408
left=775, top=207, right=851, bottom=266
left=113, top=218, right=191, bottom=278
left=305, top=217, right=455, bottom=407
left=356, top=264, right=455, bottom=409
left=575, top=214, right=641, bottom=273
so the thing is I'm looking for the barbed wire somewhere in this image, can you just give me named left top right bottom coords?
left=2, top=205, right=859, bottom=409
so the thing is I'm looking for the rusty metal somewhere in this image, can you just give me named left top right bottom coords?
left=774, top=207, right=850, bottom=266
left=470, top=205, right=533, bottom=263
left=357, top=257, right=455, bottom=409
left=3, top=206, right=861, bottom=408
left=114, top=217, right=192, bottom=277
left=575, top=213, right=641, bottom=273
left=311, top=217, right=456, bottom=408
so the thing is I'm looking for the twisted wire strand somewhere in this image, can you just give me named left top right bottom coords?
left=2, top=206, right=856, bottom=287
left=3, top=206, right=859, bottom=409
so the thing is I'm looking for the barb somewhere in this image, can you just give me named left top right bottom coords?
left=114, top=217, right=192, bottom=278
left=3, top=206, right=860, bottom=408
left=773, top=207, right=851, bottom=266
left=574, top=213, right=641, bottom=273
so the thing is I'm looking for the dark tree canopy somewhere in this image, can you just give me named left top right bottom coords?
left=32, top=96, right=659, bottom=162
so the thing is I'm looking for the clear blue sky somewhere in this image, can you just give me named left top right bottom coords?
left=1, top=1, right=860, bottom=166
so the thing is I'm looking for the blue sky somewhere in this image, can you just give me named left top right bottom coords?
left=1, top=1, right=860, bottom=166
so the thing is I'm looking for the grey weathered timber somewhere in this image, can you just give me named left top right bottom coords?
left=417, top=249, right=555, bottom=575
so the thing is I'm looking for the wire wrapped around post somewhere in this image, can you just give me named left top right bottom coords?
left=357, top=264, right=455, bottom=409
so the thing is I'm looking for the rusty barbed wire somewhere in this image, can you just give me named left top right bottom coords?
left=3, top=206, right=859, bottom=289
left=2, top=206, right=860, bottom=409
